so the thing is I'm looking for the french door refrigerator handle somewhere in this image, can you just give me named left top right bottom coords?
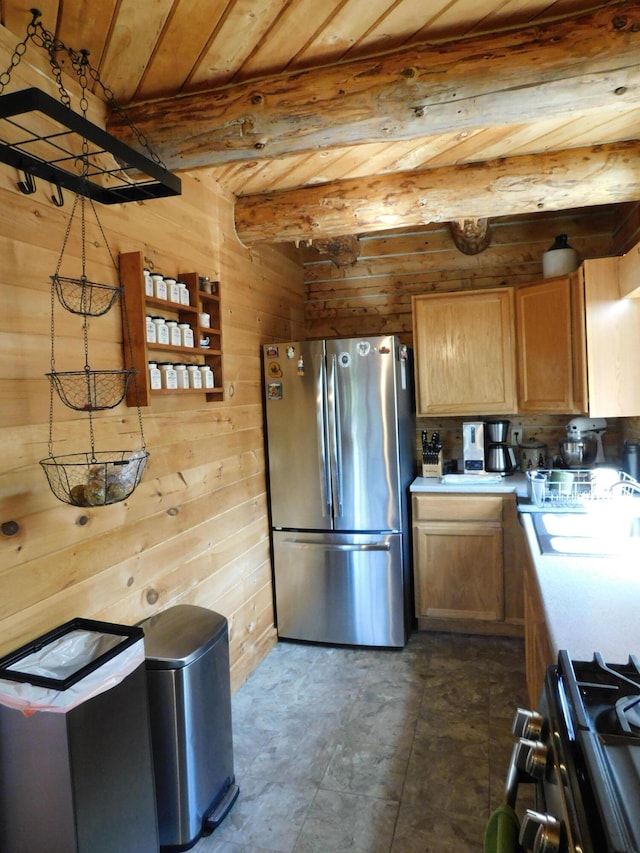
left=328, top=353, right=343, bottom=517
left=279, top=539, right=392, bottom=552
left=317, top=355, right=331, bottom=517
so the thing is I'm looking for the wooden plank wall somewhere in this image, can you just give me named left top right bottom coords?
left=0, top=31, right=305, bottom=690
left=303, top=205, right=640, bottom=466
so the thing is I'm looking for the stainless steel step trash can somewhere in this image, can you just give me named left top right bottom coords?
left=140, top=605, right=239, bottom=851
left=0, top=618, right=159, bottom=853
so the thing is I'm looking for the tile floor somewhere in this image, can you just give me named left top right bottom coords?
left=192, top=630, right=530, bottom=853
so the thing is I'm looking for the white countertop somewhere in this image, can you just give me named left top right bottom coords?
left=520, top=512, right=640, bottom=663
left=410, top=472, right=529, bottom=497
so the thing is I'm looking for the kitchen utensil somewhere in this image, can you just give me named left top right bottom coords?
left=559, top=436, right=597, bottom=468
left=622, top=442, right=640, bottom=481
left=485, top=419, right=510, bottom=443
left=485, top=445, right=513, bottom=474
left=519, top=438, right=547, bottom=471
left=566, top=416, right=606, bottom=464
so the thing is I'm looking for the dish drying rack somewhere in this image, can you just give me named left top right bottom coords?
left=527, top=469, right=640, bottom=507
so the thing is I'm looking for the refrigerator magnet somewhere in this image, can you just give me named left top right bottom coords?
left=286, top=346, right=295, bottom=359
left=297, top=357, right=304, bottom=375
left=266, top=345, right=279, bottom=357
left=356, top=341, right=371, bottom=356
left=267, top=382, right=283, bottom=400
left=268, top=361, right=282, bottom=378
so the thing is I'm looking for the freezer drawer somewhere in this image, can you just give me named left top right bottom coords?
left=272, top=531, right=406, bottom=647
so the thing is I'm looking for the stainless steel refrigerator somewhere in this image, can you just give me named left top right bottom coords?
left=262, top=335, right=415, bottom=648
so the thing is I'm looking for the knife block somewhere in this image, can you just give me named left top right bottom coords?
left=422, top=449, right=443, bottom=478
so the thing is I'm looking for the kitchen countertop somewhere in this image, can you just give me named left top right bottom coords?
left=410, top=472, right=529, bottom=496
left=520, top=511, right=640, bottom=663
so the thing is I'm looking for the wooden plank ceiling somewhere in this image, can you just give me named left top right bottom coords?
left=2, top=0, right=640, bottom=246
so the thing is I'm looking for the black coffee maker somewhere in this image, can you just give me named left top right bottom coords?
left=485, top=419, right=514, bottom=474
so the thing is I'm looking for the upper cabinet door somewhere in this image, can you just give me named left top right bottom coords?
left=412, top=288, right=517, bottom=416
left=514, top=275, right=586, bottom=414
left=582, top=257, right=640, bottom=417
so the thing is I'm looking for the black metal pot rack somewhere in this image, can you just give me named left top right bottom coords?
left=0, top=9, right=181, bottom=204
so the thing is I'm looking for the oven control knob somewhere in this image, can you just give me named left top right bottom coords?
left=519, top=810, right=561, bottom=853
left=512, top=708, right=544, bottom=740
left=513, top=738, right=548, bottom=780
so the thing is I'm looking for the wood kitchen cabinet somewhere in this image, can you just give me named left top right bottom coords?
left=413, top=255, right=640, bottom=417
left=412, top=492, right=524, bottom=636
left=524, top=549, right=553, bottom=706
left=514, top=274, right=587, bottom=414
left=412, top=289, right=517, bottom=416
left=578, top=257, right=640, bottom=417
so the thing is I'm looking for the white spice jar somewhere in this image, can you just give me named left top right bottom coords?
left=178, top=281, right=190, bottom=306
left=152, top=316, right=169, bottom=345
left=144, top=269, right=154, bottom=297
left=146, top=314, right=157, bottom=343
left=179, top=323, right=194, bottom=348
left=159, top=363, right=178, bottom=390
left=148, top=361, right=162, bottom=390
left=187, top=364, right=203, bottom=389
left=152, top=274, right=167, bottom=300
left=165, top=277, right=180, bottom=303
left=199, top=364, right=215, bottom=388
left=174, top=363, right=190, bottom=389
left=166, top=320, right=181, bottom=347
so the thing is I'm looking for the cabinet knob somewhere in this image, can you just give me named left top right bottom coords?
left=519, top=809, right=562, bottom=853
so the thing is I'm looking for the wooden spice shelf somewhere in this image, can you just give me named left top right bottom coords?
left=119, top=251, right=223, bottom=405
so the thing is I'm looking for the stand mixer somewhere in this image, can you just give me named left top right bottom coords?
left=562, top=416, right=607, bottom=467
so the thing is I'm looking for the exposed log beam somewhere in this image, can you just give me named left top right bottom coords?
left=234, top=141, right=640, bottom=244
left=107, top=1, right=640, bottom=170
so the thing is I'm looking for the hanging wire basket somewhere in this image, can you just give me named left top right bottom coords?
left=52, top=274, right=122, bottom=316
left=40, top=450, right=149, bottom=506
left=47, top=369, right=135, bottom=411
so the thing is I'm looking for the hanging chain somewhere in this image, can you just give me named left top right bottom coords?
left=6, top=8, right=149, bottom=468
left=0, top=8, right=166, bottom=166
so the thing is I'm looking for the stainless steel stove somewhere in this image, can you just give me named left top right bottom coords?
left=506, top=650, right=640, bottom=852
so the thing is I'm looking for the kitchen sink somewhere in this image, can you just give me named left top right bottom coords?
left=531, top=510, right=640, bottom=557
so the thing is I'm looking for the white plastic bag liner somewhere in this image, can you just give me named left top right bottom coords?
left=0, top=632, right=145, bottom=715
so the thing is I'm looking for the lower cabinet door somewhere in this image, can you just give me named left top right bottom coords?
left=413, top=521, right=504, bottom=622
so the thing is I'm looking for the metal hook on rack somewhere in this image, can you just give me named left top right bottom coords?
left=17, top=170, right=36, bottom=194
left=51, top=183, right=64, bottom=206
